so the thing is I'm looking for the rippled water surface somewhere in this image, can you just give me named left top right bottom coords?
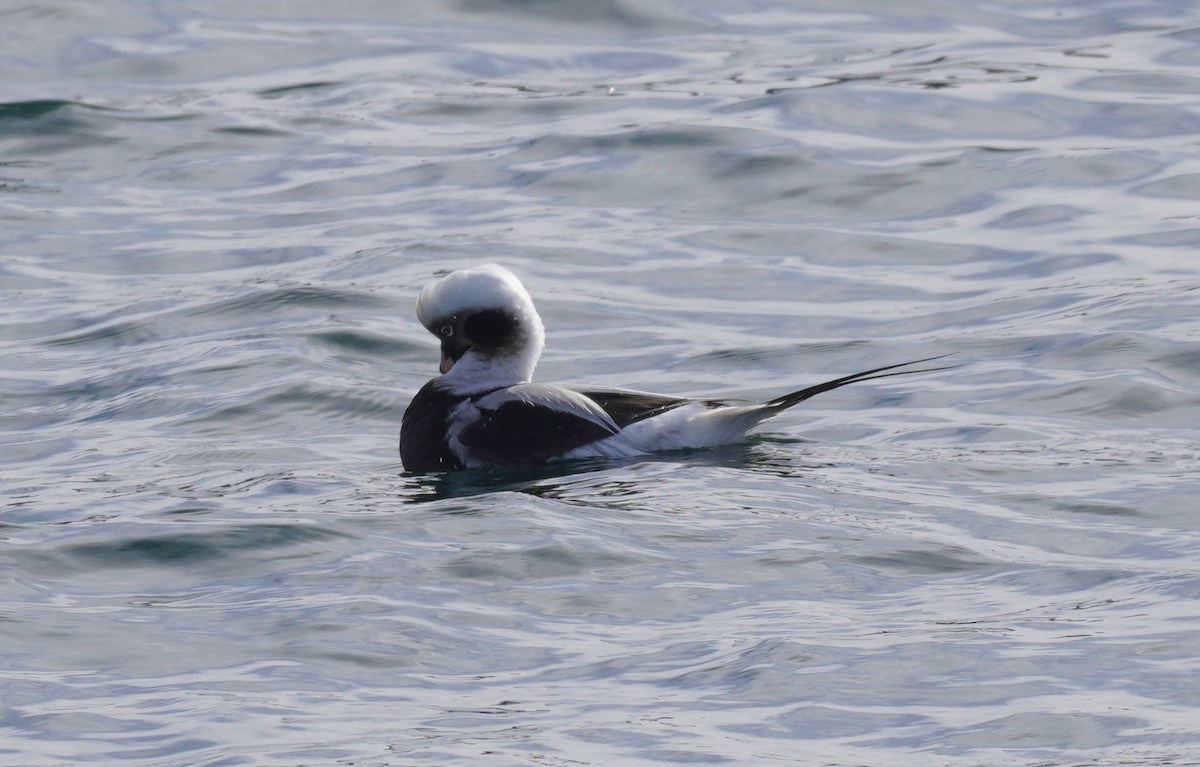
left=4, top=1, right=1200, bottom=765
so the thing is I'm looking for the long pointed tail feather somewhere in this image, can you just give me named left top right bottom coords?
left=765, top=354, right=955, bottom=411
left=634, top=354, right=954, bottom=451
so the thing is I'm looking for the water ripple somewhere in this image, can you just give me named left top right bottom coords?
left=4, top=2, right=1200, bottom=766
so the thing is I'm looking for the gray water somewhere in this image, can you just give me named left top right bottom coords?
left=4, top=1, right=1200, bottom=765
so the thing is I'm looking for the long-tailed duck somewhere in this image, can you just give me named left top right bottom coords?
left=400, top=263, right=945, bottom=472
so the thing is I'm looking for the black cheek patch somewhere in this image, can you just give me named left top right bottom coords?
left=463, top=309, right=519, bottom=348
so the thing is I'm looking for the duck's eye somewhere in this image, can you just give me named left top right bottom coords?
left=440, top=325, right=453, bottom=337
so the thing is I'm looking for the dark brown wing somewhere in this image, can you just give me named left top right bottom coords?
left=568, top=387, right=710, bottom=428
left=458, top=397, right=618, bottom=468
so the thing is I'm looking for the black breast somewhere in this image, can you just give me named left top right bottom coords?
left=400, top=380, right=465, bottom=472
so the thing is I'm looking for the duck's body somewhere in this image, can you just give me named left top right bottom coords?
left=399, top=264, right=943, bottom=473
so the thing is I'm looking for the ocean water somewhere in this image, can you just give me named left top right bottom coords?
left=3, top=1, right=1200, bottom=765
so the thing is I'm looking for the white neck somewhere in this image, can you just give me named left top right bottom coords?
left=441, top=313, right=545, bottom=395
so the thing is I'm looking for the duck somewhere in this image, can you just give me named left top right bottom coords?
left=400, top=263, right=946, bottom=472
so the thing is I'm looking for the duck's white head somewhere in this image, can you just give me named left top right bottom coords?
left=415, top=263, right=545, bottom=394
